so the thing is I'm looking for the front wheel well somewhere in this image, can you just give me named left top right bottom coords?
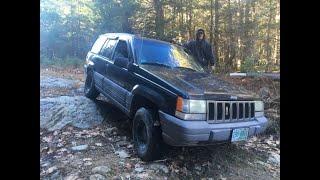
left=129, top=95, right=159, bottom=120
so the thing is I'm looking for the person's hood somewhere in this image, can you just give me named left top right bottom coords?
left=196, top=28, right=206, bottom=41
left=140, top=65, right=259, bottom=100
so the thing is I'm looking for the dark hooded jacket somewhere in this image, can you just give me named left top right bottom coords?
left=183, top=29, right=215, bottom=70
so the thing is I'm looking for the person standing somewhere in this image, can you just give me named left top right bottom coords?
left=183, top=29, right=215, bottom=73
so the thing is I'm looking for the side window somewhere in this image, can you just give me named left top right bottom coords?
left=91, top=36, right=107, bottom=54
left=100, top=39, right=118, bottom=60
left=113, top=40, right=129, bottom=59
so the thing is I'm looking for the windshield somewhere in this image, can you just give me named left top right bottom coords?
left=134, top=38, right=204, bottom=72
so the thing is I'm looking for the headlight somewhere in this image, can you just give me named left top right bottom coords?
left=189, top=100, right=206, bottom=113
left=176, top=97, right=206, bottom=120
left=176, top=97, right=206, bottom=113
left=254, top=101, right=264, bottom=111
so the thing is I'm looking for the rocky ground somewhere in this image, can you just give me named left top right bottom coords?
left=40, top=67, right=280, bottom=180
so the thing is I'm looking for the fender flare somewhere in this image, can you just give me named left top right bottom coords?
left=129, top=84, right=166, bottom=112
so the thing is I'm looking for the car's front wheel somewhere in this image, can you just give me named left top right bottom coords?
left=84, top=70, right=99, bottom=99
left=133, top=107, right=162, bottom=161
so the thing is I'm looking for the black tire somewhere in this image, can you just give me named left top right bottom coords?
left=84, top=70, right=99, bottom=99
left=133, top=107, right=162, bottom=161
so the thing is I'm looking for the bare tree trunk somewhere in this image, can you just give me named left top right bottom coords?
left=243, top=0, right=251, bottom=61
left=188, top=0, right=193, bottom=41
left=251, top=0, right=258, bottom=65
left=210, top=0, right=213, bottom=45
left=153, top=0, right=165, bottom=39
left=172, top=3, right=176, bottom=33
left=214, top=0, right=219, bottom=68
left=237, top=0, right=244, bottom=70
left=266, top=0, right=272, bottom=72
left=225, top=0, right=235, bottom=72
left=179, top=0, right=183, bottom=30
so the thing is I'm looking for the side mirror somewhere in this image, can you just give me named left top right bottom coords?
left=114, top=57, right=129, bottom=69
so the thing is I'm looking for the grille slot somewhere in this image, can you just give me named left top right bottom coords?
left=239, top=103, right=244, bottom=119
left=208, top=103, right=215, bottom=120
left=217, top=103, right=223, bottom=120
left=232, top=103, right=237, bottom=119
left=207, top=101, right=255, bottom=123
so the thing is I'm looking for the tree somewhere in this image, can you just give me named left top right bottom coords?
left=40, top=0, right=280, bottom=73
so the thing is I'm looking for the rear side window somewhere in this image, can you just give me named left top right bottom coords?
left=91, top=36, right=107, bottom=54
left=100, top=39, right=118, bottom=59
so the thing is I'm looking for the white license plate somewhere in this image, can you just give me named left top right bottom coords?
left=231, top=128, right=249, bottom=142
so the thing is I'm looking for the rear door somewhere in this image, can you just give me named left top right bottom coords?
left=88, top=35, right=108, bottom=89
left=95, top=37, right=118, bottom=91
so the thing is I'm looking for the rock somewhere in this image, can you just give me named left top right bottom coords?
left=115, top=150, right=130, bottom=158
left=84, top=161, right=93, bottom=166
left=92, top=166, right=111, bottom=175
left=106, top=127, right=117, bottom=135
left=268, top=152, right=280, bottom=165
left=126, top=163, right=132, bottom=169
left=112, top=176, right=121, bottom=180
left=149, top=163, right=169, bottom=174
left=50, top=170, right=62, bottom=180
left=194, top=165, right=202, bottom=171
left=95, top=143, right=103, bottom=147
left=41, top=162, right=50, bottom=168
left=46, top=166, right=58, bottom=174
left=136, top=173, right=149, bottom=179
left=89, top=174, right=106, bottom=180
left=116, top=141, right=128, bottom=147
left=64, top=173, right=79, bottom=180
left=83, top=158, right=92, bottom=161
left=256, top=160, right=268, bottom=167
left=71, top=144, right=88, bottom=151
left=40, top=96, right=104, bottom=131
left=135, top=167, right=144, bottom=173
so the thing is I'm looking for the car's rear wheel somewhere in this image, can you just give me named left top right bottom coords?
left=133, top=107, right=161, bottom=161
left=84, top=70, right=99, bottom=99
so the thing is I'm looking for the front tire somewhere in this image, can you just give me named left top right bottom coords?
left=133, top=108, right=162, bottom=161
left=84, top=70, right=99, bottom=99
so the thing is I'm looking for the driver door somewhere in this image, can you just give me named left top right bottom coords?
left=104, top=39, right=131, bottom=109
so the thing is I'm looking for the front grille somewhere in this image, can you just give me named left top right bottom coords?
left=207, top=101, right=255, bottom=123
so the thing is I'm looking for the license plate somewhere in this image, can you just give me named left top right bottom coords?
left=231, top=128, right=249, bottom=142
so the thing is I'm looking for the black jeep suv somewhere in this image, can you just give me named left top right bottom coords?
left=84, top=33, right=268, bottom=161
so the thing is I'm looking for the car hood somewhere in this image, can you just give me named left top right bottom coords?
left=140, top=65, right=259, bottom=100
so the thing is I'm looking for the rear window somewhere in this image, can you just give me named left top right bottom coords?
left=91, top=36, right=107, bottom=54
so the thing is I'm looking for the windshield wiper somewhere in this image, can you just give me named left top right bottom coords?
left=140, top=62, right=172, bottom=68
left=173, top=66, right=197, bottom=72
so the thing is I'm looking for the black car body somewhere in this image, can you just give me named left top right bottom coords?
left=84, top=33, right=268, bottom=161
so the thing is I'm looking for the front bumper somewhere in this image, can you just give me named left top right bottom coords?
left=159, top=111, right=268, bottom=146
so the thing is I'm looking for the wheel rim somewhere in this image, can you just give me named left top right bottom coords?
left=135, top=120, right=148, bottom=152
